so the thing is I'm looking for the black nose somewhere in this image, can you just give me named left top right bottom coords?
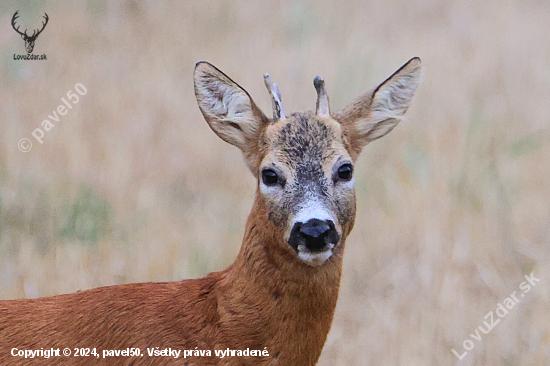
left=288, top=219, right=340, bottom=252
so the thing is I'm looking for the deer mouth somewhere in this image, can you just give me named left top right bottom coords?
left=296, top=245, right=335, bottom=266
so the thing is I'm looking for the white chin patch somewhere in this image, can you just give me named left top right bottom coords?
left=297, top=246, right=333, bottom=266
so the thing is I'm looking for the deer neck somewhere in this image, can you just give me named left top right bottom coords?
left=217, top=191, right=345, bottom=363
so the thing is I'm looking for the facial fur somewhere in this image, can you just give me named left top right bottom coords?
left=257, top=112, right=356, bottom=265
left=194, top=58, right=422, bottom=266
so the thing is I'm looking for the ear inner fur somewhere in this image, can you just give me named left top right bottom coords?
left=333, top=57, right=422, bottom=157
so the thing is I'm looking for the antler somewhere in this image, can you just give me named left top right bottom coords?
left=31, top=13, right=49, bottom=39
left=314, top=76, right=330, bottom=117
left=11, top=11, right=26, bottom=37
left=263, top=73, right=286, bottom=122
left=11, top=11, right=49, bottom=39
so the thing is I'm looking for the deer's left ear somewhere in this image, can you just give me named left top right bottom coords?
left=194, top=62, right=267, bottom=153
left=334, top=57, right=422, bottom=155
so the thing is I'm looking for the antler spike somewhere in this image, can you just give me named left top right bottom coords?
left=34, top=13, right=49, bottom=38
left=11, top=11, right=49, bottom=39
left=11, top=11, right=26, bottom=37
left=263, top=73, right=286, bottom=122
left=314, top=76, right=330, bottom=117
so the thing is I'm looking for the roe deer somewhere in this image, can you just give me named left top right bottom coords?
left=0, top=58, right=422, bottom=365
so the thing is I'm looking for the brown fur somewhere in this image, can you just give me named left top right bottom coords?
left=1, top=196, right=347, bottom=365
left=0, top=58, right=421, bottom=365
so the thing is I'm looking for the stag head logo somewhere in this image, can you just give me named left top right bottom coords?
left=12, top=11, right=49, bottom=54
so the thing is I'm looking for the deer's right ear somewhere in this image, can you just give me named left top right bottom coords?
left=334, top=57, right=422, bottom=157
left=194, top=62, right=267, bottom=154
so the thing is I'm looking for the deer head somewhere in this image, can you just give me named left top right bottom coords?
left=12, top=11, right=49, bottom=54
left=194, top=59, right=422, bottom=266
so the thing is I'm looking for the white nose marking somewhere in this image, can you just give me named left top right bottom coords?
left=285, top=198, right=337, bottom=244
left=293, top=199, right=334, bottom=225
left=286, top=199, right=339, bottom=267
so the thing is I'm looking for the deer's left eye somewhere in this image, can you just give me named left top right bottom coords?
left=336, top=164, right=353, bottom=181
left=262, top=169, right=279, bottom=186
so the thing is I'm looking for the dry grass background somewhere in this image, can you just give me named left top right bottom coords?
left=1, top=0, right=549, bottom=364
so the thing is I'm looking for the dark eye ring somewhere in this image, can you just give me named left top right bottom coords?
left=262, top=169, right=279, bottom=186
left=337, top=164, right=353, bottom=181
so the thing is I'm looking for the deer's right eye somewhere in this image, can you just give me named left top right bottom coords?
left=262, top=169, right=279, bottom=186
left=337, top=164, right=353, bottom=181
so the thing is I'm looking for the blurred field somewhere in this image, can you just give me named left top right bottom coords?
left=1, top=0, right=549, bottom=364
